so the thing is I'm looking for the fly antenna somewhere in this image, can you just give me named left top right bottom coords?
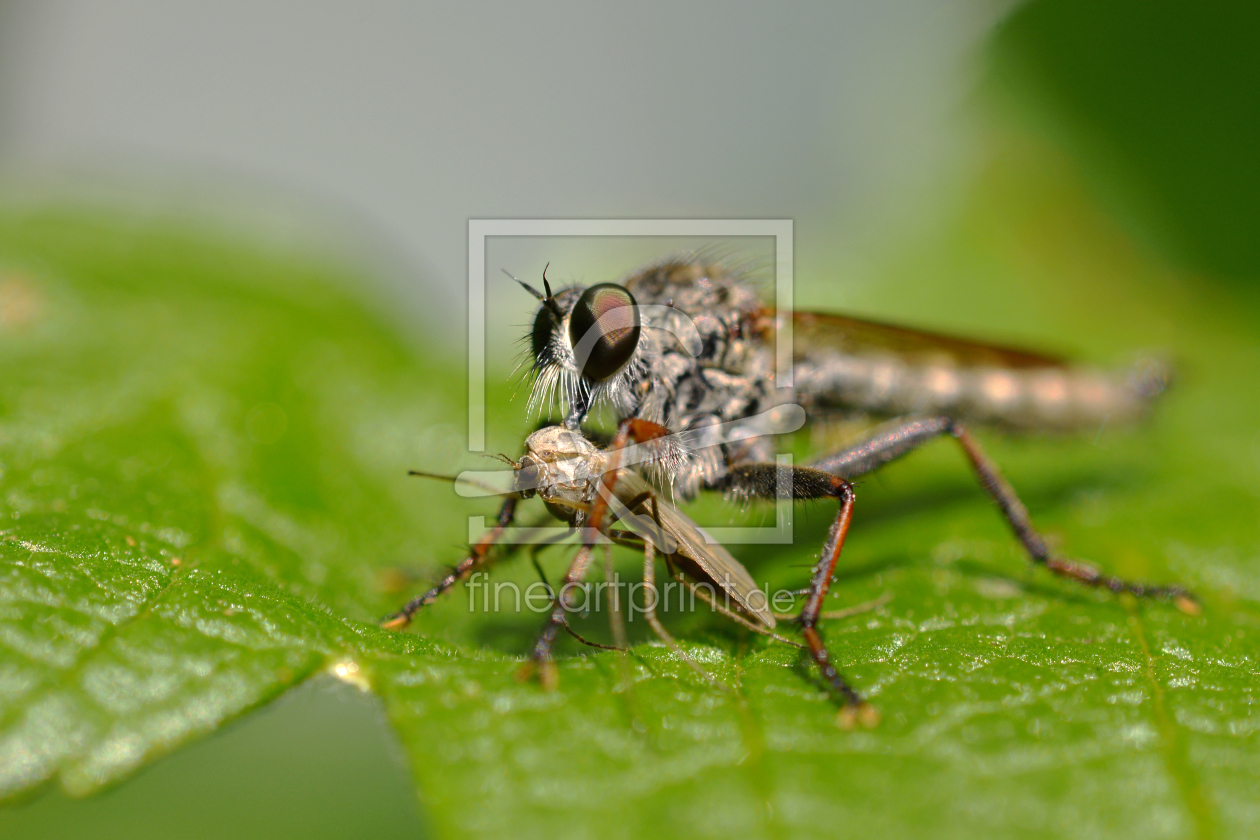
left=540, top=263, right=562, bottom=317
left=504, top=268, right=546, bottom=302
left=504, top=265, right=562, bottom=317
left=541, top=262, right=554, bottom=300
left=408, top=469, right=459, bottom=482
left=408, top=469, right=510, bottom=497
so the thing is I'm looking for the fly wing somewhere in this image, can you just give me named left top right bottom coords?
left=791, top=310, right=1070, bottom=370
left=614, top=471, right=775, bottom=629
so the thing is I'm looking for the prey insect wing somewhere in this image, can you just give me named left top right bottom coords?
left=612, top=468, right=775, bottom=629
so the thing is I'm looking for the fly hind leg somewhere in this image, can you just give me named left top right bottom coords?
left=720, top=463, right=878, bottom=726
left=808, top=416, right=1197, bottom=611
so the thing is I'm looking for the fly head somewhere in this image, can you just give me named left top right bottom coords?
left=522, top=273, right=647, bottom=427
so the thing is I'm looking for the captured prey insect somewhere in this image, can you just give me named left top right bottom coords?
left=500, top=423, right=783, bottom=676
left=385, top=410, right=889, bottom=723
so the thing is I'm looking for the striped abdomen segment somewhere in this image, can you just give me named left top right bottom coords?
left=793, top=352, right=1170, bottom=432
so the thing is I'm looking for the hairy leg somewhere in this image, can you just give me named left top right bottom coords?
left=808, top=416, right=1195, bottom=609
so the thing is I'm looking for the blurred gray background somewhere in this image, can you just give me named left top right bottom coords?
left=0, top=0, right=1011, bottom=343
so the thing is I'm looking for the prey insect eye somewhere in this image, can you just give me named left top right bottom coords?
left=514, top=455, right=540, bottom=498
left=567, top=283, right=641, bottom=382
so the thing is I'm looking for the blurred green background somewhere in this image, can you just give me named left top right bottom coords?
left=1, top=2, right=1258, bottom=839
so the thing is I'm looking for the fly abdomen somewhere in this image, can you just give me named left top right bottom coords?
left=793, top=353, right=1170, bottom=432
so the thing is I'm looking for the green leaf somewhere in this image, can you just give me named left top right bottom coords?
left=1, top=166, right=1257, bottom=840
left=0, top=208, right=446, bottom=798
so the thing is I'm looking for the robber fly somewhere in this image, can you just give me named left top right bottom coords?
left=385, top=256, right=1194, bottom=715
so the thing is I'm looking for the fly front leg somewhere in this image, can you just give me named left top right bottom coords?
left=808, top=416, right=1197, bottom=611
left=382, top=497, right=519, bottom=630
left=720, top=463, right=876, bottom=725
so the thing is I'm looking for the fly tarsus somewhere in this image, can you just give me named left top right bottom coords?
left=1043, top=556, right=1200, bottom=614
left=948, top=423, right=1198, bottom=612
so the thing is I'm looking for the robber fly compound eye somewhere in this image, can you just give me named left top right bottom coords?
left=567, top=284, right=641, bottom=382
